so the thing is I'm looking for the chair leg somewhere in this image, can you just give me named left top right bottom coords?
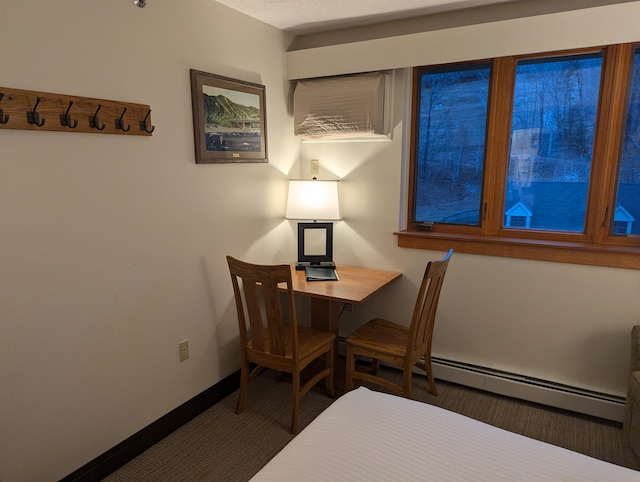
left=403, top=367, right=413, bottom=399
left=326, top=345, right=335, bottom=397
left=236, top=357, right=249, bottom=414
left=345, top=344, right=355, bottom=392
left=290, top=369, right=301, bottom=434
left=425, top=358, right=438, bottom=396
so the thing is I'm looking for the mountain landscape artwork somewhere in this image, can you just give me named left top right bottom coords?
left=201, top=89, right=261, bottom=153
left=190, top=70, right=267, bottom=163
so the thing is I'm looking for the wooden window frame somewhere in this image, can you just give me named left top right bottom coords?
left=396, top=43, right=640, bottom=270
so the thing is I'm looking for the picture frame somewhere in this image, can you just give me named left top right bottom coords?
left=190, top=69, right=267, bottom=164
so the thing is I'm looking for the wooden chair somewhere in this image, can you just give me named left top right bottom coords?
left=226, top=255, right=335, bottom=434
left=624, top=325, right=640, bottom=458
left=345, top=249, right=453, bottom=398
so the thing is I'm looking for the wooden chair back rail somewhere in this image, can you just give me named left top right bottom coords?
left=409, top=261, right=448, bottom=353
left=232, top=263, right=295, bottom=355
left=227, top=256, right=335, bottom=434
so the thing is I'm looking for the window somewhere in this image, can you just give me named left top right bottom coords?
left=399, top=44, right=640, bottom=269
left=507, top=216, right=528, bottom=228
left=612, top=46, right=640, bottom=238
left=413, top=63, right=491, bottom=227
left=505, top=54, right=602, bottom=233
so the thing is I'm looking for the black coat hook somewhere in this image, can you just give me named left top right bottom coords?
left=60, top=101, right=78, bottom=129
left=89, top=104, right=106, bottom=130
left=0, top=93, right=8, bottom=124
left=115, top=107, right=131, bottom=132
left=26, top=97, right=45, bottom=127
left=139, top=109, right=155, bottom=133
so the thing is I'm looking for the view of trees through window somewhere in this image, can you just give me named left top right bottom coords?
left=505, top=54, right=602, bottom=232
left=413, top=54, right=605, bottom=233
left=413, top=63, right=490, bottom=225
left=404, top=43, right=640, bottom=269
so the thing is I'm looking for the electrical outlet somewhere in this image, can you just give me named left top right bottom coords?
left=179, top=339, right=189, bottom=361
left=310, top=159, right=320, bottom=177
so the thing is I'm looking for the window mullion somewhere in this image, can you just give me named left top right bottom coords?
left=483, top=57, right=515, bottom=236
left=592, top=44, right=634, bottom=244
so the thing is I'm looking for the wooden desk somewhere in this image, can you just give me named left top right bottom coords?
left=290, top=264, right=402, bottom=386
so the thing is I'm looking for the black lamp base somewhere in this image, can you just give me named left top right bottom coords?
left=295, top=261, right=336, bottom=271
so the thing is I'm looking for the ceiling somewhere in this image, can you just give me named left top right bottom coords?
left=214, top=0, right=524, bottom=35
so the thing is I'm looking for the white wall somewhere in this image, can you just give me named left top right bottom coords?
left=295, top=5, right=640, bottom=403
left=0, top=1, right=298, bottom=480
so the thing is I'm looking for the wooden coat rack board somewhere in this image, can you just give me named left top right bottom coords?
left=0, top=87, right=154, bottom=136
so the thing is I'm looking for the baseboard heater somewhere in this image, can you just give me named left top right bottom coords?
left=431, top=356, right=625, bottom=421
left=338, top=337, right=625, bottom=422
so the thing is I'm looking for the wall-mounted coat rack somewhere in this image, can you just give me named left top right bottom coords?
left=0, top=87, right=154, bottom=136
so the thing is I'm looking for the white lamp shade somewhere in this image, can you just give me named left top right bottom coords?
left=286, top=179, right=341, bottom=220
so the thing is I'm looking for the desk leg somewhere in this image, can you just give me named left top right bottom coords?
left=310, top=298, right=339, bottom=334
left=310, top=298, right=341, bottom=389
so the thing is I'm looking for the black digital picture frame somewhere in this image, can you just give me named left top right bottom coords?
left=296, top=222, right=335, bottom=270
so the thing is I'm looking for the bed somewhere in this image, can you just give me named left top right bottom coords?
left=251, top=386, right=639, bottom=481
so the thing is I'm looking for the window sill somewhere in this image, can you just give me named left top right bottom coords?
left=395, top=230, right=640, bottom=270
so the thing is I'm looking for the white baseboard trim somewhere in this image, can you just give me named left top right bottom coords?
left=338, top=338, right=625, bottom=422
left=431, top=357, right=625, bottom=422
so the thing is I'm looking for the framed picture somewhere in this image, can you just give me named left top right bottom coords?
left=190, top=69, right=268, bottom=164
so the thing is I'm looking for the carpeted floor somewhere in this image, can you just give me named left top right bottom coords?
left=105, top=366, right=639, bottom=481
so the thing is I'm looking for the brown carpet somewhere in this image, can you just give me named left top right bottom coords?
left=105, top=366, right=639, bottom=481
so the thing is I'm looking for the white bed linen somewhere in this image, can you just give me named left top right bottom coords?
left=251, top=386, right=639, bottom=481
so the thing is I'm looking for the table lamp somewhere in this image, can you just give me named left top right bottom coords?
left=286, top=179, right=341, bottom=270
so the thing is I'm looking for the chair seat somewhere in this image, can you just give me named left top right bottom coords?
left=248, top=326, right=335, bottom=364
left=347, top=318, right=409, bottom=359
